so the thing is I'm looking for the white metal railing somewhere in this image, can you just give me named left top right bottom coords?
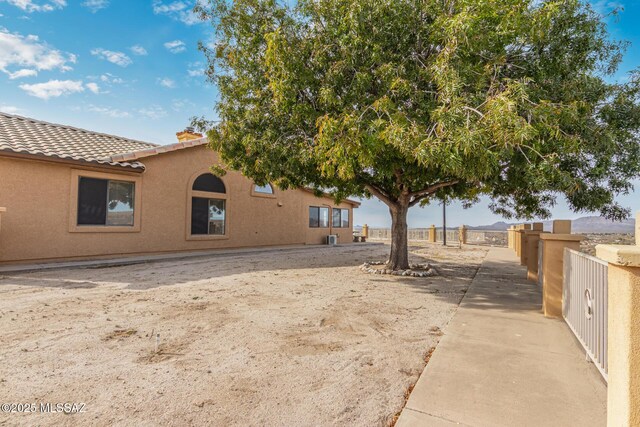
left=436, top=229, right=460, bottom=243
left=465, top=230, right=508, bottom=247
left=563, top=248, right=608, bottom=381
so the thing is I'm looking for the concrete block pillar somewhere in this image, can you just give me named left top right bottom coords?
left=539, top=233, right=584, bottom=318
left=524, top=229, right=545, bottom=282
left=0, top=207, right=5, bottom=234
left=362, top=224, right=369, bottom=238
left=515, top=225, right=524, bottom=257
left=428, top=224, right=436, bottom=243
left=596, top=213, right=640, bottom=426
left=517, top=224, right=531, bottom=265
left=552, top=219, right=571, bottom=234
left=459, top=225, right=467, bottom=245
left=636, top=212, right=639, bottom=246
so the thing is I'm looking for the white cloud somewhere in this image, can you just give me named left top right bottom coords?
left=98, top=73, right=123, bottom=84
left=138, top=105, right=167, bottom=119
left=187, top=68, right=204, bottom=77
left=591, top=1, right=624, bottom=15
left=19, top=79, right=84, bottom=100
left=8, top=68, right=37, bottom=79
left=81, top=0, right=108, bottom=13
left=87, top=104, right=130, bottom=118
left=0, top=105, right=24, bottom=114
left=171, top=98, right=195, bottom=112
left=152, top=1, right=200, bottom=25
left=130, top=45, right=147, bottom=56
left=157, top=77, right=175, bottom=88
left=152, top=0, right=186, bottom=13
left=164, top=40, right=186, bottom=54
left=90, top=48, right=132, bottom=67
left=0, top=28, right=76, bottom=78
left=1, top=0, right=66, bottom=13
left=85, top=82, right=100, bottom=94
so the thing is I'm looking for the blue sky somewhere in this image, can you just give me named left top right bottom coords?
left=1, top=0, right=638, bottom=227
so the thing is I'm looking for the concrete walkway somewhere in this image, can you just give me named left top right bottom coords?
left=396, top=247, right=607, bottom=427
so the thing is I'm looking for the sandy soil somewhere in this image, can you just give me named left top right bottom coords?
left=0, top=243, right=487, bottom=427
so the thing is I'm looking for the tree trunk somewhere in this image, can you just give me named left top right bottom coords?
left=388, top=203, right=410, bottom=270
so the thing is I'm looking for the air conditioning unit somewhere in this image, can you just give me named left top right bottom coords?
left=326, top=234, right=338, bottom=245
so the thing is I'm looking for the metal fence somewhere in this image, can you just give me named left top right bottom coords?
left=368, top=228, right=459, bottom=242
left=563, top=248, right=608, bottom=381
left=466, top=230, right=508, bottom=247
left=436, top=229, right=460, bottom=243
left=367, top=227, right=507, bottom=247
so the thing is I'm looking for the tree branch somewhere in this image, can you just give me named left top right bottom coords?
left=408, top=180, right=460, bottom=207
left=364, top=184, right=395, bottom=207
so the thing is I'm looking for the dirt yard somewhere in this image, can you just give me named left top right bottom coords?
left=0, top=243, right=487, bottom=426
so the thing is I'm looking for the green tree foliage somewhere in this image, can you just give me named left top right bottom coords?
left=194, top=0, right=640, bottom=270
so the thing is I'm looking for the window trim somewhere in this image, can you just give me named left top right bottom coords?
left=250, top=183, right=276, bottom=199
left=69, top=169, right=142, bottom=233
left=185, top=170, right=230, bottom=241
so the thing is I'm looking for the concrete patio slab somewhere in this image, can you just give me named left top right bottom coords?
left=396, top=247, right=607, bottom=427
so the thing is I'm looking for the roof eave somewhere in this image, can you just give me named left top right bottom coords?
left=0, top=149, right=146, bottom=172
left=300, top=187, right=361, bottom=207
left=110, top=137, right=209, bottom=163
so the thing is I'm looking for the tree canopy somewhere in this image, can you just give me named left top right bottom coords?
left=195, top=0, right=640, bottom=269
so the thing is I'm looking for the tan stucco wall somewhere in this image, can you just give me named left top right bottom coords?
left=540, top=234, right=582, bottom=318
left=606, top=264, right=640, bottom=426
left=0, top=147, right=356, bottom=264
left=525, top=231, right=543, bottom=282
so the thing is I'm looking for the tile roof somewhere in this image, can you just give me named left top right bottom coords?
left=0, top=113, right=158, bottom=170
left=109, top=137, right=209, bottom=163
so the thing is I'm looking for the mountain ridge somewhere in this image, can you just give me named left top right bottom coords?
left=469, top=216, right=635, bottom=233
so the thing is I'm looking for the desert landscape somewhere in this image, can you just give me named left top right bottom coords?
left=0, top=243, right=488, bottom=426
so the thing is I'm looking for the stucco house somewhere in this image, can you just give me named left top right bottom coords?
left=0, top=113, right=359, bottom=265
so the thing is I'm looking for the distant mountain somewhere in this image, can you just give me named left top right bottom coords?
left=564, top=216, right=635, bottom=234
left=469, top=216, right=635, bottom=234
left=469, top=221, right=512, bottom=231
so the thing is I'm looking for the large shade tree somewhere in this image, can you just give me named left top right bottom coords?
left=194, top=0, right=640, bottom=270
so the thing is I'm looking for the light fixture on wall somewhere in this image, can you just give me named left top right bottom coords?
left=277, top=202, right=283, bottom=207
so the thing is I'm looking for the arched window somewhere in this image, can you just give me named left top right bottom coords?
left=190, top=173, right=226, bottom=236
left=193, top=173, right=226, bottom=193
left=253, top=183, right=274, bottom=194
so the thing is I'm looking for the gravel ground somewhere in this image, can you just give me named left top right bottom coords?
left=0, top=243, right=487, bottom=427
left=580, top=233, right=635, bottom=256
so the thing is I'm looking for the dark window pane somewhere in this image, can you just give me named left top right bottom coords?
left=208, top=199, right=225, bottom=235
left=309, top=207, right=319, bottom=227
left=341, top=209, right=349, bottom=228
left=78, top=177, right=107, bottom=225
left=191, top=197, right=209, bottom=235
left=319, top=207, right=329, bottom=228
left=332, top=209, right=341, bottom=228
left=193, top=174, right=226, bottom=193
left=106, top=181, right=135, bottom=226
